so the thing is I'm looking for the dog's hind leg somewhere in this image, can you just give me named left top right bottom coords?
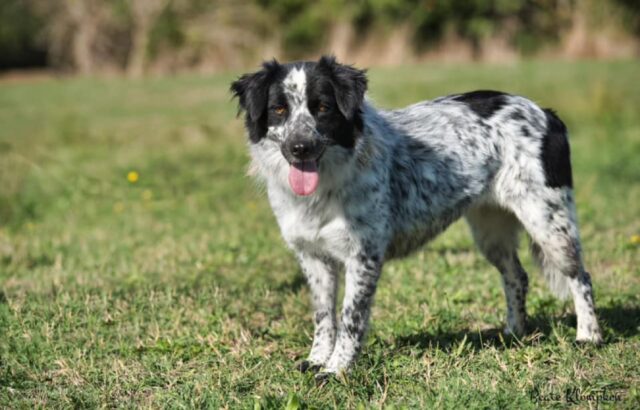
left=466, top=205, right=529, bottom=336
left=509, top=188, right=603, bottom=344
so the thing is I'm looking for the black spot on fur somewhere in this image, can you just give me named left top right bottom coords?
left=406, top=138, right=434, bottom=157
left=510, top=110, right=526, bottom=121
left=579, top=273, right=593, bottom=288
left=297, top=360, right=322, bottom=373
left=297, top=360, right=310, bottom=373
left=541, top=109, right=573, bottom=188
left=545, top=200, right=562, bottom=213
left=346, top=324, right=359, bottom=337
left=314, top=311, right=329, bottom=324
left=453, top=90, right=508, bottom=119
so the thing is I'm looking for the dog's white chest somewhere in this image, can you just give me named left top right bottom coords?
left=271, top=194, right=353, bottom=261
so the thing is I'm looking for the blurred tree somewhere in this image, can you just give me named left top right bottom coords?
left=65, top=0, right=104, bottom=74
left=126, top=0, right=170, bottom=77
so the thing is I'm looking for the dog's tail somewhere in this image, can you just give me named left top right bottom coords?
left=529, top=240, right=571, bottom=300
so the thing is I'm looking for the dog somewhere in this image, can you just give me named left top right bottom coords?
left=230, top=56, right=602, bottom=377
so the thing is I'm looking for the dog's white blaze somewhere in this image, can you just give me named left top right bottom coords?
left=283, top=67, right=307, bottom=97
left=282, top=67, right=311, bottom=120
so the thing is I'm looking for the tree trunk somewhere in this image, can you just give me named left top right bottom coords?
left=127, top=0, right=169, bottom=78
left=66, top=0, right=98, bottom=74
left=127, top=19, right=151, bottom=78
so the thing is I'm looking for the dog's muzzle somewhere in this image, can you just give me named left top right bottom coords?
left=282, top=133, right=325, bottom=196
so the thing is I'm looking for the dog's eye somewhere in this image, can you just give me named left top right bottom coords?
left=318, top=103, right=329, bottom=113
left=274, top=106, right=287, bottom=115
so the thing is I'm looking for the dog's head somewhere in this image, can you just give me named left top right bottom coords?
left=231, top=56, right=367, bottom=196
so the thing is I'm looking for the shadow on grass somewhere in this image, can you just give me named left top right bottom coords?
left=597, top=304, right=640, bottom=338
left=393, top=303, right=640, bottom=353
left=274, top=272, right=307, bottom=293
left=394, top=326, right=518, bottom=353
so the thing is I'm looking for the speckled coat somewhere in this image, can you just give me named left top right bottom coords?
left=231, top=56, right=602, bottom=377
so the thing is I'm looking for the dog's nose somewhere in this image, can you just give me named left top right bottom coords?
left=291, top=142, right=312, bottom=158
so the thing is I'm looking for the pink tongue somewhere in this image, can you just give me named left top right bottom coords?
left=288, top=161, right=319, bottom=196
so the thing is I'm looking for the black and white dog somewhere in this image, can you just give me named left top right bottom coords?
left=231, top=56, right=602, bottom=376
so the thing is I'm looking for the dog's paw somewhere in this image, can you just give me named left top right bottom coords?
left=576, top=326, right=604, bottom=346
left=503, top=321, right=527, bottom=338
left=314, top=371, right=335, bottom=386
left=575, top=333, right=604, bottom=347
left=296, top=360, right=323, bottom=373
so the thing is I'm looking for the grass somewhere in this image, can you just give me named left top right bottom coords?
left=0, top=60, right=639, bottom=408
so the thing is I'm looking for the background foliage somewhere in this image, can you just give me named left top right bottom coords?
left=0, top=0, right=639, bottom=74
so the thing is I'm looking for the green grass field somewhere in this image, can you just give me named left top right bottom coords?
left=1, top=60, right=639, bottom=408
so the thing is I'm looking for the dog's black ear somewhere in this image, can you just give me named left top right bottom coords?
left=317, top=55, right=367, bottom=120
left=230, top=59, right=281, bottom=122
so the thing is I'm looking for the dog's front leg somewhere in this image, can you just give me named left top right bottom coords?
left=322, top=253, right=382, bottom=375
left=296, top=253, right=338, bottom=370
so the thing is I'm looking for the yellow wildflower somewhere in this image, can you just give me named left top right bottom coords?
left=631, top=234, right=640, bottom=245
left=127, top=171, right=139, bottom=183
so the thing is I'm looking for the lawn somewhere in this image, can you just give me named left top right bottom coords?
left=0, top=60, right=639, bottom=408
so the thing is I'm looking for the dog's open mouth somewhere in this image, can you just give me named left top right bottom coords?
left=288, top=161, right=319, bottom=196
